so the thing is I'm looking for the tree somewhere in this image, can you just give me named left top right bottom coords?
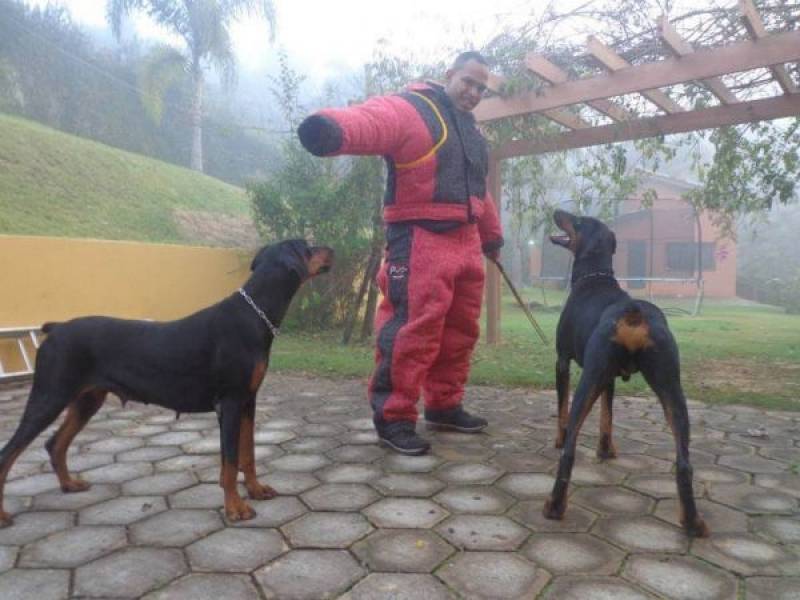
left=107, top=0, right=276, bottom=172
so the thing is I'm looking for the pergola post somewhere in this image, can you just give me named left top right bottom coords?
left=486, top=156, right=502, bottom=344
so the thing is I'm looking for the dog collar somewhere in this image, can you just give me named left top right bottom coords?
left=573, top=270, right=615, bottom=285
left=237, top=288, right=279, bottom=338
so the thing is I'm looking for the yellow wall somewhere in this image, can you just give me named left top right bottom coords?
left=0, top=235, right=254, bottom=370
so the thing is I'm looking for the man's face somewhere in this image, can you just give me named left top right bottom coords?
left=444, top=59, right=489, bottom=112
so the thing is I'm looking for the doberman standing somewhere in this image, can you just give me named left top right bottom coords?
left=543, top=209, right=708, bottom=538
left=0, top=240, right=333, bottom=526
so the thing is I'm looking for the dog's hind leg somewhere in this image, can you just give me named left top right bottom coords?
left=554, top=357, right=570, bottom=448
left=45, top=389, right=106, bottom=493
left=218, top=399, right=255, bottom=522
left=0, top=383, right=73, bottom=526
left=238, top=399, right=276, bottom=500
left=596, top=380, right=617, bottom=460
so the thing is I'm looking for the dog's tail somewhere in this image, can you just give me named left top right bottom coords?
left=613, top=303, right=653, bottom=352
left=41, top=322, right=62, bottom=334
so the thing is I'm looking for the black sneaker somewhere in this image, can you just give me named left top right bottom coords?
left=375, top=421, right=431, bottom=455
left=425, top=406, right=488, bottom=433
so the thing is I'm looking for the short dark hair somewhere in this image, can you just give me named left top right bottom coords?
left=451, top=51, right=489, bottom=70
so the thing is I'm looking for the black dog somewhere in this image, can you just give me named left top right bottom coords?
left=0, top=239, right=333, bottom=526
left=543, top=210, right=708, bottom=538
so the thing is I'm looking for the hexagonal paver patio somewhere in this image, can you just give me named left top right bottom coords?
left=0, top=374, right=798, bottom=598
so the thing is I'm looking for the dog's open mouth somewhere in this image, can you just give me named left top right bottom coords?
left=308, top=247, right=335, bottom=277
left=550, top=210, right=577, bottom=252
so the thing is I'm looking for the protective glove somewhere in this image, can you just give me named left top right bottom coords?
left=297, top=115, right=343, bottom=156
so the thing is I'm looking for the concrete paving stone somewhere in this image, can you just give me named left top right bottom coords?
left=352, top=529, right=454, bottom=573
left=131, top=509, right=223, bottom=546
left=606, top=454, right=673, bottom=473
left=523, top=532, right=624, bottom=575
left=344, top=417, right=375, bottom=431
left=593, top=515, right=689, bottom=553
left=543, top=576, right=655, bottom=599
left=143, top=573, right=262, bottom=600
left=0, top=545, right=17, bottom=572
left=148, top=431, right=203, bottom=446
left=490, top=452, right=553, bottom=473
left=7, top=461, right=44, bottom=481
left=745, top=576, right=800, bottom=600
left=383, top=453, right=442, bottom=472
left=1, top=496, right=32, bottom=519
left=64, top=452, right=117, bottom=472
left=625, top=554, right=738, bottom=600
left=254, top=429, right=296, bottom=444
left=299, top=423, right=346, bottom=436
left=74, top=547, right=187, bottom=597
left=80, top=495, right=167, bottom=525
left=626, top=474, right=704, bottom=499
left=81, top=461, right=153, bottom=484
left=692, top=532, right=800, bottom=576
left=497, top=472, right=556, bottom=499
left=326, top=444, right=386, bottom=463
left=254, top=549, right=366, bottom=599
left=171, top=417, right=217, bottom=431
left=19, top=525, right=127, bottom=568
left=282, top=437, right=340, bottom=453
left=228, top=496, right=308, bottom=528
left=693, top=439, right=755, bottom=456
left=435, top=462, right=503, bottom=485
left=757, top=446, right=800, bottom=463
left=122, top=470, right=197, bottom=495
left=750, top=515, right=800, bottom=544
left=434, top=485, right=515, bottom=514
left=269, top=453, right=331, bottom=472
left=340, top=430, right=380, bottom=445
left=86, top=418, right=136, bottom=431
left=33, top=483, right=120, bottom=511
left=187, top=527, right=287, bottom=571
left=5, top=472, right=61, bottom=496
left=436, top=515, right=530, bottom=551
left=693, top=465, right=750, bottom=485
left=0, top=568, right=70, bottom=600
left=572, top=486, right=654, bottom=516
left=644, top=444, right=716, bottom=464
left=317, top=463, right=382, bottom=484
left=655, top=498, right=749, bottom=533
left=181, top=437, right=221, bottom=454
left=155, top=453, right=219, bottom=472
left=508, top=500, right=597, bottom=532
left=753, top=472, right=800, bottom=499
left=261, top=418, right=304, bottom=430
left=0, top=512, right=73, bottom=545
left=437, top=551, right=549, bottom=599
left=729, top=432, right=795, bottom=448
left=708, top=483, right=798, bottom=514
left=302, top=483, right=379, bottom=511
left=570, top=463, right=627, bottom=486
left=120, top=424, right=169, bottom=436
left=147, top=414, right=183, bottom=425
left=259, top=470, right=320, bottom=495
left=372, top=473, right=446, bottom=497
left=364, top=498, right=448, bottom=528
left=282, top=511, right=373, bottom=548
left=718, top=454, right=788, bottom=474
left=340, top=573, right=455, bottom=600
left=85, top=437, right=144, bottom=454
left=116, top=445, right=182, bottom=462
left=431, top=442, right=495, bottom=462
left=170, top=483, right=226, bottom=508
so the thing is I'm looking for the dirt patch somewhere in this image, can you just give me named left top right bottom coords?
left=693, top=358, right=800, bottom=394
left=173, top=208, right=260, bottom=248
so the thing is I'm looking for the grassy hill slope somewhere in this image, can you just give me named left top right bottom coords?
left=0, top=112, right=257, bottom=246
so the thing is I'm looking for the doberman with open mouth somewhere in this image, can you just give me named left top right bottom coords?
left=543, top=209, right=708, bottom=538
left=0, top=239, right=333, bottom=526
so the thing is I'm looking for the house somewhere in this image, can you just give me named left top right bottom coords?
left=529, top=174, right=737, bottom=298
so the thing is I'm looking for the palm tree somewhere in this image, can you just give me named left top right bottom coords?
left=107, top=0, right=276, bottom=172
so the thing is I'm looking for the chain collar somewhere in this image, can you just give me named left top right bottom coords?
left=572, top=270, right=615, bottom=286
left=237, top=288, right=279, bottom=338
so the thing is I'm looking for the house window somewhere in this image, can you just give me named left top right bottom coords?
left=666, top=242, right=716, bottom=275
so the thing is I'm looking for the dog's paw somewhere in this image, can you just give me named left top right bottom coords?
left=0, top=511, right=12, bottom=528
left=61, top=478, right=91, bottom=493
left=683, top=516, right=710, bottom=538
left=543, top=498, right=566, bottom=521
left=596, top=439, right=618, bottom=460
left=225, top=501, right=257, bottom=522
left=246, top=482, right=277, bottom=500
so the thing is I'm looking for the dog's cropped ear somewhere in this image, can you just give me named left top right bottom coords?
left=280, top=240, right=310, bottom=279
left=610, top=231, right=617, bottom=255
left=250, top=246, right=270, bottom=272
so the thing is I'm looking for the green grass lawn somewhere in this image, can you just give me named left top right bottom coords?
left=270, top=291, right=800, bottom=411
left=0, top=112, right=249, bottom=244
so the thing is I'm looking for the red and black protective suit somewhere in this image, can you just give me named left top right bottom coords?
left=298, top=82, right=503, bottom=426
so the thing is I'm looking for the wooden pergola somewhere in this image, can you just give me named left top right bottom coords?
left=479, top=0, right=800, bottom=344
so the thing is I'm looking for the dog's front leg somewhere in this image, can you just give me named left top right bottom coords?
left=238, top=399, right=276, bottom=500
left=597, top=380, right=617, bottom=460
left=554, top=357, right=570, bottom=448
left=218, top=399, right=256, bottom=522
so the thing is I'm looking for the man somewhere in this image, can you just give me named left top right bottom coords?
left=298, top=51, right=503, bottom=455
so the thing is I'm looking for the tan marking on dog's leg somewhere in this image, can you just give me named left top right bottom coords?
left=0, top=449, right=23, bottom=526
left=222, top=461, right=255, bottom=522
left=238, top=411, right=276, bottom=500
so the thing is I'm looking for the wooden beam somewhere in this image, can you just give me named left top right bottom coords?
left=587, top=35, right=684, bottom=114
left=658, top=16, right=739, bottom=104
left=475, top=30, right=800, bottom=122
left=525, top=53, right=634, bottom=121
left=739, top=0, right=798, bottom=94
left=492, top=93, right=800, bottom=159
left=486, top=158, right=502, bottom=344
